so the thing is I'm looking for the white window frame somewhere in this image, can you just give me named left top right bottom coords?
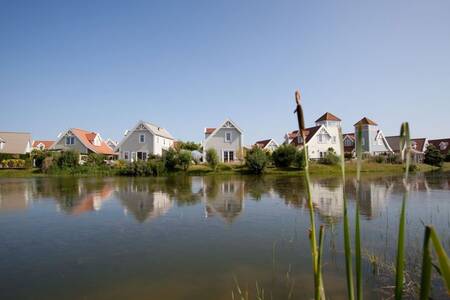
left=131, top=152, right=137, bottom=162
left=139, top=134, right=145, bottom=143
left=223, top=150, right=235, bottom=163
left=225, top=132, right=232, bottom=143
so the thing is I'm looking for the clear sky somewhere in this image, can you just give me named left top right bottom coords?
left=1, top=0, right=449, bottom=144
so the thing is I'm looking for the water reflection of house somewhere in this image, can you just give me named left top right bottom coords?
left=200, top=178, right=245, bottom=223
left=115, top=184, right=172, bottom=222
left=71, top=186, right=114, bottom=215
left=310, top=181, right=344, bottom=223
left=0, top=180, right=33, bottom=212
left=357, top=181, right=393, bottom=219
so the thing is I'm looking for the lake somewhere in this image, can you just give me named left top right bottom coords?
left=0, top=173, right=449, bottom=299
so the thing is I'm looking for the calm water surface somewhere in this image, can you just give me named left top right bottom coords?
left=0, top=173, right=449, bottom=299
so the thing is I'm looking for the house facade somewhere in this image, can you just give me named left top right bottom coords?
left=343, top=133, right=355, bottom=155
left=203, top=119, right=243, bottom=163
left=0, top=132, right=32, bottom=154
left=288, top=112, right=343, bottom=160
left=115, top=121, right=175, bottom=161
left=386, top=136, right=428, bottom=163
left=354, top=117, right=392, bottom=155
left=51, top=128, right=116, bottom=156
left=32, top=140, right=55, bottom=150
left=254, top=139, right=279, bottom=152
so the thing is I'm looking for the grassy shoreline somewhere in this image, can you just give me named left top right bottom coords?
left=1, top=162, right=449, bottom=178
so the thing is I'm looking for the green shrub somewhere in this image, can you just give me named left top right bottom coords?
left=31, top=149, right=50, bottom=169
left=117, top=159, right=166, bottom=176
left=41, top=157, right=54, bottom=173
left=245, top=147, right=268, bottom=174
left=57, top=150, right=79, bottom=169
left=163, top=148, right=179, bottom=171
left=272, top=144, right=297, bottom=168
left=85, top=153, right=105, bottom=166
left=294, top=149, right=306, bottom=170
left=1, top=159, right=26, bottom=168
left=445, top=151, right=450, bottom=162
left=177, top=141, right=201, bottom=151
left=424, top=144, right=444, bottom=167
left=178, top=150, right=192, bottom=171
left=320, top=148, right=340, bottom=165
left=205, top=148, right=219, bottom=171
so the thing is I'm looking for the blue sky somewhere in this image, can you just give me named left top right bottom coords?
left=1, top=0, right=449, bottom=144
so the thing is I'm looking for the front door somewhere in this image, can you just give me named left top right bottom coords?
left=223, top=150, right=235, bottom=163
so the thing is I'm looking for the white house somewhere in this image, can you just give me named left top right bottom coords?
left=354, top=117, right=392, bottom=155
left=254, top=139, right=279, bottom=152
left=287, top=112, right=343, bottom=160
left=203, top=119, right=243, bottom=163
left=115, top=120, right=175, bottom=161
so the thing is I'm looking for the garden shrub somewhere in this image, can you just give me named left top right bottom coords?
left=57, top=150, right=79, bottom=169
left=424, top=144, right=444, bottom=167
left=1, top=159, right=26, bottom=168
left=41, top=157, right=54, bottom=173
left=178, top=150, right=192, bottom=171
left=272, top=144, right=297, bottom=168
left=206, top=148, right=219, bottom=171
left=294, top=149, right=306, bottom=170
left=245, top=147, right=268, bottom=174
left=163, top=148, right=179, bottom=171
left=445, top=151, right=450, bottom=162
left=320, top=148, right=340, bottom=165
left=85, top=153, right=105, bottom=166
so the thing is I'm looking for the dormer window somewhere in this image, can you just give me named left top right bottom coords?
left=66, top=136, right=75, bottom=145
left=439, top=142, right=448, bottom=151
left=139, top=134, right=145, bottom=143
left=225, top=132, right=232, bottom=142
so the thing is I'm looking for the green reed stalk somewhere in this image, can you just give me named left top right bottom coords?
left=295, top=90, right=324, bottom=299
left=355, top=125, right=363, bottom=300
left=394, top=122, right=411, bottom=300
left=419, top=226, right=450, bottom=299
left=315, top=225, right=326, bottom=299
left=338, top=126, right=355, bottom=300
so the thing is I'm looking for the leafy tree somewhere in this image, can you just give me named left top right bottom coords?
left=445, top=151, right=450, bottom=162
left=424, top=144, right=444, bottom=167
left=272, top=144, right=297, bottom=168
left=320, top=148, right=340, bottom=165
left=163, top=148, right=179, bottom=171
left=178, top=150, right=192, bottom=171
left=31, top=149, right=50, bottom=169
left=56, top=150, right=79, bottom=169
left=85, top=153, right=105, bottom=166
left=294, top=149, right=306, bottom=170
left=205, top=148, right=219, bottom=171
left=178, top=141, right=201, bottom=151
left=245, top=147, right=268, bottom=174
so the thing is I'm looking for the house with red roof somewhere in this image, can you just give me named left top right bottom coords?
left=203, top=119, right=243, bottom=163
left=32, top=140, right=55, bottom=150
left=354, top=117, right=392, bottom=155
left=428, top=138, right=450, bottom=156
left=254, top=139, right=279, bottom=152
left=285, top=112, right=343, bottom=160
left=51, top=128, right=117, bottom=158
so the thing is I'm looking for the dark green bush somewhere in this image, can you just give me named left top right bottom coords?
left=272, top=144, right=298, bottom=168
left=245, top=147, right=268, bottom=174
left=163, top=148, right=179, bottom=171
left=177, top=141, right=201, bottom=151
left=206, top=148, right=219, bottom=171
left=117, top=159, right=166, bottom=176
left=294, top=149, right=306, bottom=170
left=445, top=151, right=450, bottom=162
left=85, top=153, right=106, bottom=166
left=57, top=150, right=79, bottom=169
left=320, top=148, right=340, bottom=165
left=178, top=150, right=192, bottom=171
left=424, top=144, right=444, bottom=167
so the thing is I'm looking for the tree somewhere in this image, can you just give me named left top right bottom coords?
left=294, top=149, right=306, bottom=170
left=272, top=144, right=297, bottom=168
left=205, top=148, right=219, bottom=171
left=424, top=144, right=444, bottom=167
left=163, top=148, right=179, bottom=171
left=56, top=150, right=79, bottom=169
left=178, top=150, right=192, bottom=171
left=245, top=147, right=268, bottom=174
left=320, top=147, right=340, bottom=165
left=178, top=141, right=201, bottom=151
left=445, top=151, right=450, bottom=162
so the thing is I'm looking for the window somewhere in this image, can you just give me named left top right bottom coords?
left=137, top=152, right=147, bottom=161
left=332, top=136, right=336, bottom=144
left=66, top=136, right=75, bottom=145
left=124, top=151, right=129, bottom=160
left=139, top=134, right=145, bottom=143
left=225, top=132, right=232, bottom=142
left=223, top=150, right=234, bottom=162
left=131, top=152, right=137, bottom=162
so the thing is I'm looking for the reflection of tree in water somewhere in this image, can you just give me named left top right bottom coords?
left=201, top=177, right=245, bottom=223
left=166, top=176, right=201, bottom=206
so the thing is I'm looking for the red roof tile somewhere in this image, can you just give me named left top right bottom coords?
left=354, top=117, right=378, bottom=126
left=255, top=139, right=271, bottom=148
left=315, top=112, right=341, bottom=122
left=70, top=128, right=116, bottom=155
left=205, top=128, right=216, bottom=134
left=32, top=140, right=55, bottom=149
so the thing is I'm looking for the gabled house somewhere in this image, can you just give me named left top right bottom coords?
left=287, top=112, right=342, bottom=160
left=32, top=140, right=55, bottom=150
left=0, top=132, right=32, bottom=154
left=115, top=120, right=175, bottom=161
left=343, top=133, right=355, bottom=155
left=203, top=119, right=243, bottom=163
left=51, top=128, right=116, bottom=157
left=105, top=139, right=118, bottom=151
left=254, top=139, right=279, bottom=152
left=428, top=138, right=450, bottom=156
left=354, top=117, right=392, bottom=155
left=385, top=136, right=428, bottom=163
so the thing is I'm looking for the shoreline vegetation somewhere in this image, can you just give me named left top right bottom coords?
left=1, top=161, right=449, bottom=178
